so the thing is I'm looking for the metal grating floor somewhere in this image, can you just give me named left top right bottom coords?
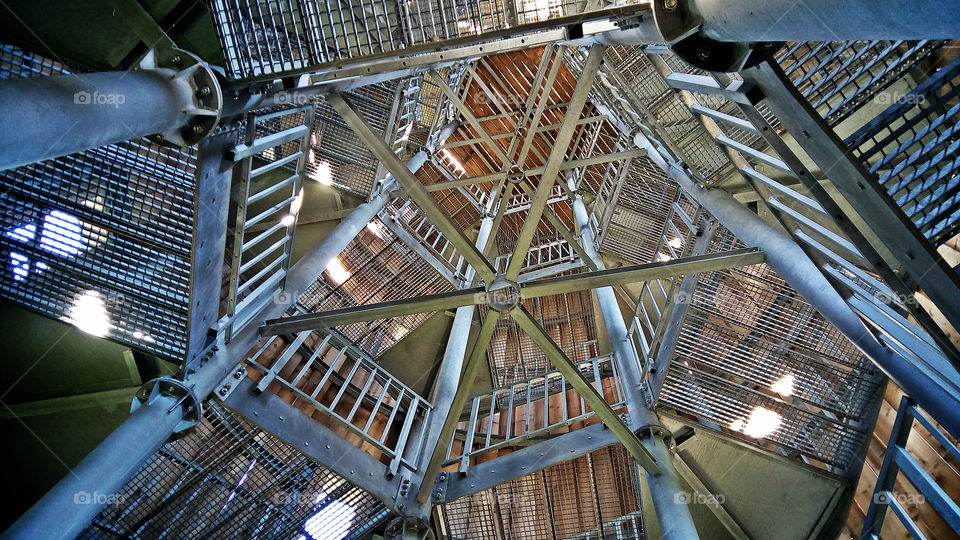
left=79, top=401, right=390, bottom=539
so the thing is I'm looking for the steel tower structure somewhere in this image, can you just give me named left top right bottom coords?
left=0, top=1, right=958, bottom=538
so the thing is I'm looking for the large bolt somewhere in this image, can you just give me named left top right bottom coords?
left=664, top=0, right=678, bottom=10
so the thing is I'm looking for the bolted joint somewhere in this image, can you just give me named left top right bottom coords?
left=139, top=47, right=222, bottom=146
left=131, top=376, right=202, bottom=433
left=634, top=423, right=676, bottom=451
left=384, top=517, right=435, bottom=540
left=651, top=0, right=781, bottom=72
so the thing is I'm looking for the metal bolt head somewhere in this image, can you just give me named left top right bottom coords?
left=171, top=55, right=182, bottom=65
left=664, top=0, right=678, bottom=10
left=198, top=85, right=211, bottom=96
left=192, top=124, right=204, bottom=135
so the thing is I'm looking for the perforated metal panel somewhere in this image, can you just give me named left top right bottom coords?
left=0, top=43, right=197, bottom=360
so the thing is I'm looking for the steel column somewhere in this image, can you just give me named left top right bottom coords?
left=634, top=132, right=960, bottom=438
left=691, top=0, right=960, bottom=41
left=568, top=176, right=700, bottom=540
left=0, top=50, right=221, bottom=171
left=413, top=214, right=495, bottom=507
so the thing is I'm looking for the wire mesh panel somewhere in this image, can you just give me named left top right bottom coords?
left=308, top=84, right=398, bottom=196
left=80, top=401, right=390, bottom=539
left=209, top=0, right=507, bottom=80
left=0, top=43, right=197, bottom=360
left=440, top=444, right=645, bottom=539
left=603, top=46, right=732, bottom=181
left=658, top=263, right=880, bottom=472
left=600, top=157, right=678, bottom=265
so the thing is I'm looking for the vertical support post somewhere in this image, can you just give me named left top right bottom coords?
left=411, top=212, right=495, bottom=510
left=567, top=175, right=700, bottom=540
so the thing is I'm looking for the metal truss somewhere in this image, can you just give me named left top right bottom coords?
left=6, top=5, right=960, bottom=537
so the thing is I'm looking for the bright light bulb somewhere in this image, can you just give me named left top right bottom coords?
left=68, top=290, right=110, bottom=337
left=312, top=161, right=333, bottom=185
left=771, top=373, right=796, bottom=397
left=281, top=215, right=296, bottom=227
left=326, top=257, right=351, bottom=285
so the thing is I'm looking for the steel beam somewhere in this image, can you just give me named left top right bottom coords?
left=428, top=71, right=510, bottom=165
left=438, top=421, right=621, bottom=501
left=328, top=92, right=498, bottom=284
left=743, top=61, right=960, bottom=371
left=415, top=312, right=500, bottom=504
left=510, top=306, right=660, bottom=474
left=519, top=248, right=763, bottom=299
left=423, top=150, right=645, bottom=193
left=260, top=249, right=762, bottom=333
left=261, top=288, right=485, bottom=335
left=4, top=139, right=413, bottom=540
left=673, top=450, right=750, bottom=540
left=690, top=0, right=960, bottom=41
left=505, top=45, right=607, bottom=280
left=568, top=176, right=700, bottom=540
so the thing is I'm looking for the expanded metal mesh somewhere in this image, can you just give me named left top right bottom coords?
left=296, top=217, right=453, bottom=357
left=0, top=43, right=196, bottom=360
left=80, top=401, right=389, bottom=539
left=659, top=263, right=879, bottom=471
left=777, top=40, right=947, bottom=126
left=440, top=444, right=644, bottom=539
left=844, top=53, right=960, bottom=246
